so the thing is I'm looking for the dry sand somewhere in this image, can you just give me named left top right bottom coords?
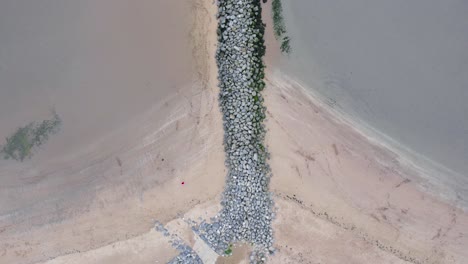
left=1, top=0, right=467, bottom=264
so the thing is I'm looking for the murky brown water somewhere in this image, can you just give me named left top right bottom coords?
left=0, top=0, right=193, bottom=161
left=280, top=0, right=468, bottom=202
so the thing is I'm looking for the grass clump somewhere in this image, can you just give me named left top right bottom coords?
left=224, top=244, right=233, bottom=255
left=271, top=0, right=291, bottom=54
left=280, top=36, right=291, bottom=54
left=1, top=112, right=62, bottom=161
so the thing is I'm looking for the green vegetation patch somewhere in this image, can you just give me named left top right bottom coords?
left=224, top=244, right=233, bottom=255
left=1, top=112, right=62, bottom=161
left=280, top=36, right=291, bottom=54
left=272, top=0, right=292, bottom=54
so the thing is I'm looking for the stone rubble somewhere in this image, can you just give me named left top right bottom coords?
left=154, top=221, right=204, bottom=264
left=195, top=0, right=275, bottom=263
left=159, top=1, right=274, bottom=263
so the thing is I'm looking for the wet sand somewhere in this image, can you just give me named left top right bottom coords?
left=1, top=0, right=468, bottom=264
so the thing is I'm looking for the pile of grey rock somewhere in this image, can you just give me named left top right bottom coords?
left=154, top=222, right=203, bottom=264
left=196, top=0, right=274, bottom=263
left=167, top=246, right=203, bottom=264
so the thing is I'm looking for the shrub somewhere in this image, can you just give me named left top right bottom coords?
left=224, top=244, right=233, bottom=255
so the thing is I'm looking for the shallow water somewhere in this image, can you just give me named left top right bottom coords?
left=0, top=0, right=196, bottom=233
left=281, top=0, right=468, bottom=180
left=0, top=0, right=193, bottom=160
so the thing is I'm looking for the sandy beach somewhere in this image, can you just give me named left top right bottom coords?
left=1, top=0, right=467, bottom=263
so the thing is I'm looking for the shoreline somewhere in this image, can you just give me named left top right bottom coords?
left=263, top=71, right=468, bottom=263
left=280, top=0, right=468, bottom=179
left=0, top=0, right=224, bottom=263
left=272, top=71, right=468, bottom=211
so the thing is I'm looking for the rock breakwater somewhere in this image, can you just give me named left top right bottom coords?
left=195, top=0, right=274, bottom=263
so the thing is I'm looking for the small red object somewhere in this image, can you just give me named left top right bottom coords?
left=181, top=181, right=185, bottom=185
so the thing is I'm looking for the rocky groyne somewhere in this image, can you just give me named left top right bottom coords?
left=196, top=0, right=274, bottom=263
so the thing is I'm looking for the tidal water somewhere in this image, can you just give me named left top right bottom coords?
left=0, top=0, right=192, bottom=159
left=281, top=0, right=468, bottom=202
